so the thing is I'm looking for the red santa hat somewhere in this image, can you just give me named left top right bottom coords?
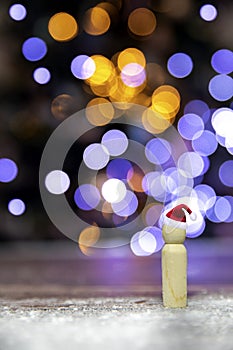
left=162, top=203, right=196, bottom=229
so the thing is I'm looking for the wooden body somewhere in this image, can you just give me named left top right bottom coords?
left=162, top=224, right=187, bottom=308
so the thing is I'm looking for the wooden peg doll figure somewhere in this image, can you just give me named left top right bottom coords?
left=161, top=204, right=196, bottom=308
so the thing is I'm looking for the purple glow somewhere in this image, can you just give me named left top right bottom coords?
left=227, top=145, right=233, bottom=155
left=219, top=160, right=233, bottom=187
left=178, top=152, right=204, bottom=178
left=142, top=171, right=168, bottom=202
left=224, top=196, right=233, bottom=223
left=164, top=167, right=194, bottom=194
left=208, top=74, right=233, bottom=101
left=214, top=197, right=231, bottom=222
left=22, top=37, right=47, bottom=62
left=194, top=184, right=216, bottom=212
left=142, top=171, right=159, bottom=195
left=150, top=173, right=167, bottom=202
left=201, top=156, right=210, bottom=175
left=8, top=199, right=26, bottom=216
left=130, top=231, right=152, bottom=256
left=0, top=158, right=18, bottom=183
left=74, top=184, right=101, bottom=210
left=167, top=53, right=193, bottom=78
left=83, top=143, right=109, bottom=170
left=9, top=4, right=27, bottom=21
left=216, top=134, right=226, bottom=147
left=184, top=99, right=209, bottom=119
left=101, top=130, right=128, bottom=156
left=200, top=4, right=217, bottom=21
left=71, top=55, right=95, bottom=80
left=178, top=113, right=204, bottom=140
left=120, top=63, right=146, bottom=87
left=111, top=190, right=138, bottom=217
left=206, top=205, right=221, bottom=223
left=143, top=226, right=164, bottom=252
left=192, top=130, right=218, bottom=156
left=145, top=138, right=171, bottom=165
left=107, top=159, right=132, bottom=180
left=211, top=49, right=233, bottom=74
left=33, top=67, right=51, bottom=84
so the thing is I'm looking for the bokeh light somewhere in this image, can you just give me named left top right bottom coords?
left=150, top=174, right=169, bottom=202
left=102, top=179, right=127, bottom=203
left=142, top=171, right=168, bottom=202
left=208, top=74, right=233, bottom=101
left=128, top=8, right=156, bottom=37
left=165, top=167, right=194, bottom=196
left=142, top=107, right=172, bottom=134
left=8, top=199, right=26, bottom=216
left=33, top=67, right=51, bottom=84
left=211, top=108, right=233, bottom=147
left=0, top=158, right=18, bottom=183
left=78, top=225, right=100, bottom=255
left=214, top=197, right=231, bottom=222
left=83, top=143, right=109, bottom=170
left=127, top=166, right=145, bottom=193
left=120, top=63, right=146, bottom=88
left=145, top=138, right=171, bottom=165
left=211, top=49, right=233, bottom=74
left=101, top=130, right=128, bottom=156
left=118, top=48, right=146, bottom=72
left=86, top=55, right=115, bottom=86
left=138, top=231, right=157, bottom=254
left=45, top=170, right=70, bottom=195
left=22, top=37, right=47, bottom=62
left=167, top=53, right=193, bottom=78
left=200, top=4, right=217, bottom=21
left=224, top=196, right=233, bottom=223
left=151, top=85, right=180, bottom=119
left=130, top=226, right=164, bottom=256
left=71, top=55, right=96, bottom=80
left=9, top=4, right=27, bottom=21
left=184, top=99, right=210, bottom=122
left=178, top=152, right=204, bottom=178
left=48, top=12, right=78, bottom=41
left=111, top=190, right=138, bottom=217
left=194, top=184, right=216, bottom=213
left=130, top=231, right=151, bottom=256
left=178, top=113, right=204, bottom=140
left=107, top=159, right=132, bottom=180
left=192, top=130, right=218, bottom=156
left=83, top=7, right=111, bottom=36
left=86, top=99, right=115, bottom=126
left=51, top=94, right=77, bottom=120
left=74, top=184, right=101, bottom=210
left=219, top=160, right=233, bottom=187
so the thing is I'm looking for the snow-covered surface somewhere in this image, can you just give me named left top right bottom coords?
left=0, top=294, right=233, bottom=350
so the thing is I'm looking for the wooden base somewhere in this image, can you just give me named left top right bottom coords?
left=162, top=244, right=187, bottom=308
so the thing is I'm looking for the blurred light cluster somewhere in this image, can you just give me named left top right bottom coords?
left=0, top=158, right=26, bottom=216
left=6, top=2, right=233, bottom=255
left=209, top=49, right=233, bottom=102
left=199, top=4, right=218, bottom=21
left=9, top=3, right=27, bottom=21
